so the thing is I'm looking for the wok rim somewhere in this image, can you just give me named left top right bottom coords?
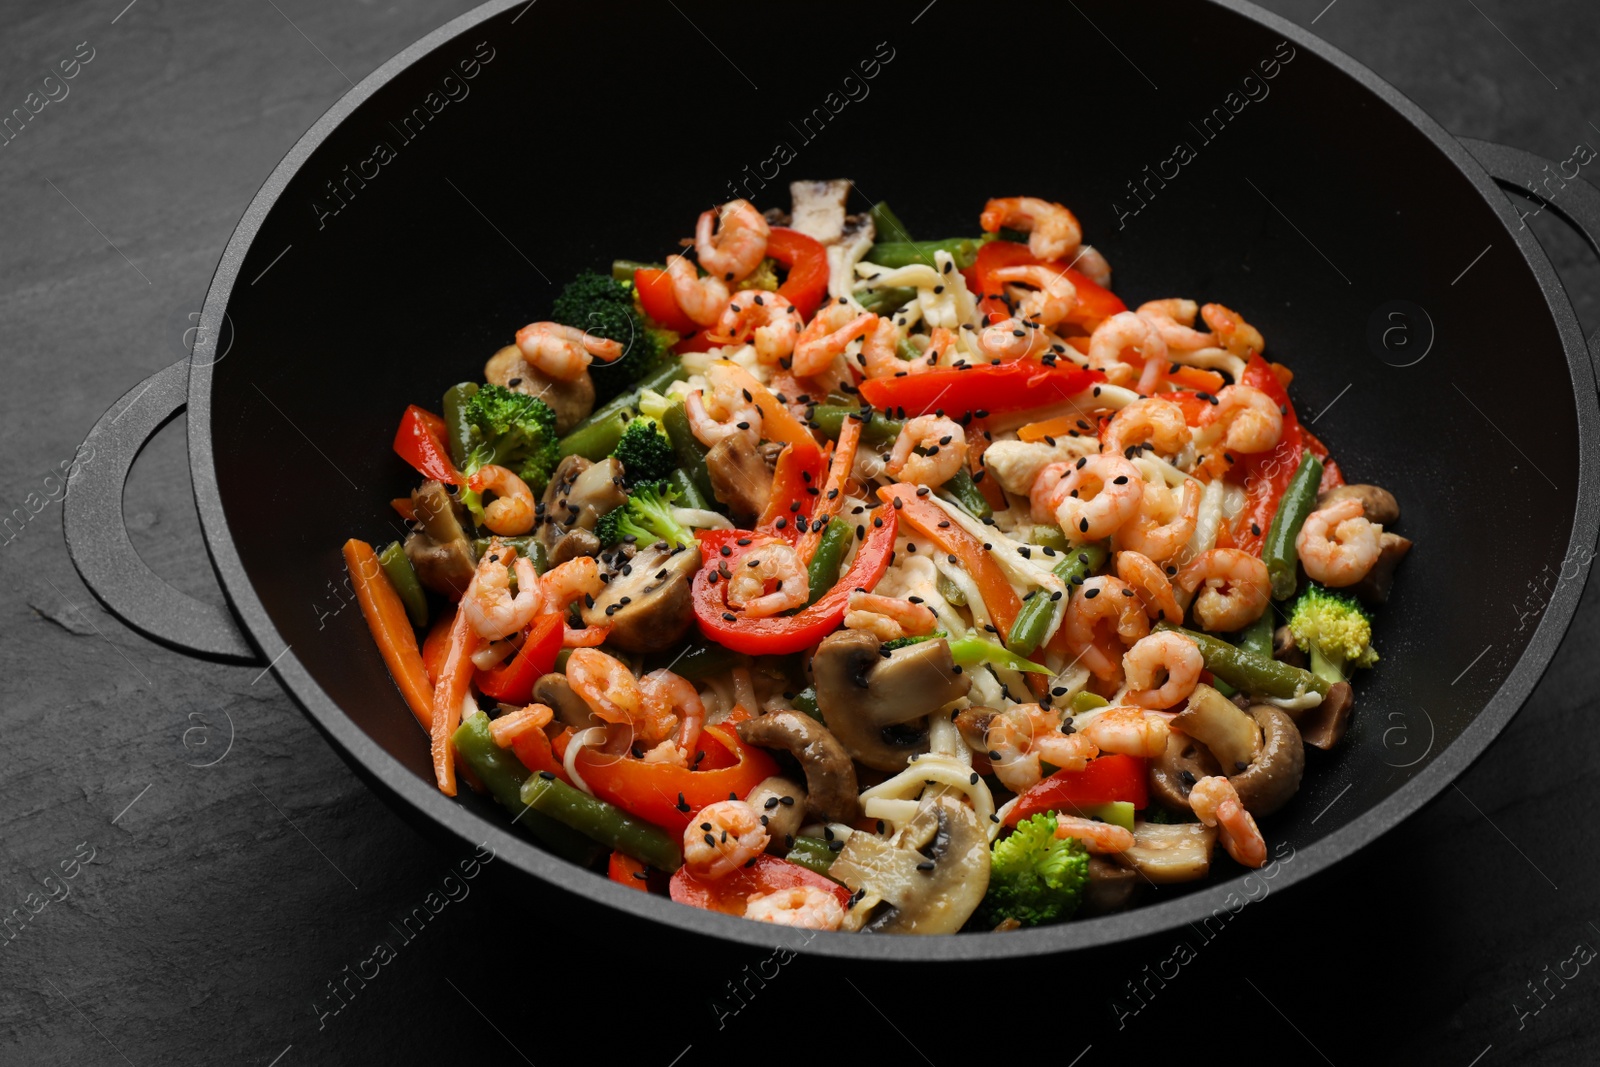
left=185, top=0, right=1600, bottom=960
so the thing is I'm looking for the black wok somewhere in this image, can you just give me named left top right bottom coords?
left=63, top=0, right=1600, bottom=960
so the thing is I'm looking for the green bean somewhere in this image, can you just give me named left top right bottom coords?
left=866, top=237, right=985, bottom=270
left=377, top=541, right=429, bottom=628
left=1005, top=544, right=1107, bottom=657
left=441, top=382, right=479, bottom=469
left=661, top=402, right=716, bottom=504
left=612, top=258, right=663, bottom=283
left=789, top=687, right=821, bottom=721
left=936, top=571, right=968, bottom=607
left=471, top=536, right=545, bottom=573
left=895, top=337, right=924, bottom=363
left=869, top=202, right=914, bottom=243
left=941, top=468, right=992, bottom=521
left=1209, top=675, right=1239, bottom=698
left=1155, top=623, right=1330, bottom=698
left=557, top=409, right=631, bottom=460
left=809, top=405, right=902, bottom=446
left=658, top=637, right=749, bottom=680
left=1265, top=450, right=1324, bottom=600
left=805, top=519, right=852, bottom=605
left=554, top=648, right=572, bottom=673
left=853, top=286, right=919, bottom=314
left=451, top=713, right=601, bottom=865
left=1032, top=525, right=1071, bottom=553
left=558, top=361, right=687, bottom=457
left=947, top=635, right=1051, bottom=674
left=521, top=773, right=683, bottom=871
left=1239, top=613, right=1274, bottom=659
left=785, top=836, right=841, bottom=878
left=666, top=468, right=711, bottom=511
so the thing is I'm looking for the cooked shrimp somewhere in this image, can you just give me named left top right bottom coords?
left=1052, top=813, right=1136, bottom=853
left=1200, top=384, right=1283, bottom=454
left=992, top=264, right=1077, bottom=327
left=709, top=291, right=801, bottom=365
left=1063, top=575, right=1151, bottom=684
left=1190, top=776, right=1267, bottom=868
left=637, top=667, right=703, bottom=758
left=844, top=591, right=939, bottom=642
left=980, top=196, right=1082, bottom=262
left=861, top=319, right=945, bottom=378
left=566, top=647, right=647, bottom=726
left=1200, top=302, right=1264, bottom=358
left=1087, top=311, right=1167, bottom=386
left=685, top=364, right=762, bottom=448
left=744, top=885, right=846, bottom=930
left=1297, top=497, right=1382, bottom=587
left=1121, top=631, right=1204, bottom=709
left=666, top=252, right=731, bottom=328
left=1136, top=299, right=1212, bottom=352
left=684, top=800, right=770, bottom=880
left=1102, top=397, right=1191, bottom=458
left=1078, top=707, right=1172, bottom=758
left=1115, top=550, right=1183, bottom=624
left=977, top=317, right=1052, bottom=362
left=793, top=301, right=876, bottom=377
left=1071, top=244, right=1113, bottom=290
left=466, top=464, right=536, bottom=536
left=696, top=199, right=770, bottom=284
left=1034, top=454, right=1144, bottom=541
left=886, top=415, right=968, bottom=487
left=513, top=322, right=623, bottom=382
left=461, top=539, right=542, bottom=641
left=1116, top=480, right=1201, bottom=563
left=726, top=542, right=809, bottom=617
left=540, top=556, right=607, bottom=645
left=1174, top=548, right=1271, bottom=632
left=987, top=704, right=1100, bottom=792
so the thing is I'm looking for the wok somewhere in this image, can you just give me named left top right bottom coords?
left=63, top=0, right=1600, bottom=960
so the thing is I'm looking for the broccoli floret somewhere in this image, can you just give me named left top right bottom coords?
left=611, top=417, right=676, bottom=487
left=549, top=272, right=673, bottom=403
left=1287, top=582, right=1380, bottom=684
left=978, top=812, right=1089, bottom=928
left=881, top=631, right=947, bottom=652
left=593, top=481, right=695, bottom=550
left=461, top=384, right=560, bottom=488
left=733, top=257, right=780, bottom=292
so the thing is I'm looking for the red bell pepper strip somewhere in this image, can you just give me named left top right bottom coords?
left=1225, top=354, right=1340, bottom=555
left=393, top=405, right=461, bottom=485
left=859, top=360, right=1101, bottom=419
left=757, top=441, right=828, bottom=529
left=878, top=484, right=1023, bottom=638
left=429, top=599, right=485, bottom=796
left=692, top=505, right=898, bottom=655
left=510, top=725, right=571, bottom=785
left=966, top=240, right=1126, bottom=327
left=575, top=721, right=777, bottom=834
left=633, top=267, right=701, bottom=334
left=669, top=853, right=851, bottom=917
left=608, top=850, right=651, bottom=892
left=1005, top=755, right=1150, bottom=825
left=767, top=227, right=829, bottom=321
left=473, top=614, right=563, bottom=704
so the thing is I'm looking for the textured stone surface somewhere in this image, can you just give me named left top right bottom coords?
left=1, top=1, right=1597, bottom=1064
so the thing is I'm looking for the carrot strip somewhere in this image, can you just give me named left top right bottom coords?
left=344, top=539, right=434, bottom=733
left=430, top=599, right=484, bottom=796
left=876, top=483, right=1023, bottom=638
left=391, top=497, right=416, bottom=521
left=1166, top=366, right=1225, bottom=394
left=489, top=703, right=554, bottom=748
left=795, top=417, right=860, bottom=564
left=714, top=361, right=821, bottom=459
left=966, top=420, right=1009, bottom=512
left=758, top=441, right=828, bottom=529
left=1017, top=415, right=1080, bottom=443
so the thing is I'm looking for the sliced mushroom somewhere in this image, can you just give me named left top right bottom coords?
left=829, top=794, right=990, bottom=935
left=1317, top=483, right=1399, bottom=526
left=1081, top=856, right=1139, bottom=917
left=547, top=527, right=600, bottom=566
left=704, top=434, right=772, bottom=522
left=811, top=631, right=971, bottom=771
left=580, top=541, right=699, bottom=653
left=1169, top=684, right=1262, bottom=771
left=485, top=344, right=594, bottom=433
left=1273, top=624, right=1307, bottom=669
left=952, top=705, right=1001, bottom=755
left=737, top=710, right=861, bottom=824
left=787, top=179, right=850, bottom=245
left=1349, top=532, right=1412, bottom=604
left=536, top=454, right=627, bottom=557
left=1149, top=731, right=1222, bottom=811
left=745, top=775, right=807, bottom=853
left=1113, top=821, right=1217, bottom=884
left=1229, top=705, right=1305, bottom=816
left=531, top=673, right=598, bottom=730
left=1297, top=681, right=1354, bottom=750
left=403, top=479, right=476, bottom=597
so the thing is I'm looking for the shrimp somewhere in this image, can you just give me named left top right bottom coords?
left=685, top=363, right=762, bottom=448
left=1296, top=497, right=1382, bottom=587
left=1052, top=813, right=1136, bottom=854
left=1115, top=550, right=1183, bottom=624
left=1116, top=480, right=1201, bottom=563
left=861, top=319, right=945, bottom=378
left=683, top=799, right=770, bottom=881
left=792, top=300, right=876, bottom=377
left=977, top=317, right=1052, bottom=362
left=1033, top=454, right=1144, bottom=541
left=1071, top=244, right=1113, bottom=290
left=844, top=591, right=939, bottom=642
left=1199, top=302, right=1264, bottom=358
left=991, top=264, right=1077, bottom=327
left=566, top=647, right=647, bottom=726
left=1078, top=707, right=1172, bottom=759
left=1121, top=631, right=1204, bottom=709
left=987, top=704, right=1100, bottom=792
left=513, top=322, right=624, bottom=382
left=744, top=885, right=846, bottom=931
left=1174, top=548, right=1271, bottom=632
left=637, top=668, right=704, bottom=759
left=1189, top=776, right=1267, bottom=868
left=666, top=252, right=731, bottom=328
left=1136, top=299, right=1212, bottom=352
left=1102, top=397, right=1191, bottom=458
left=1063, top=576, right=1151, bottom=684
left=696, top=199, right=770, bottom=284
left=460, top=539, right=542, bottom=641
left=1087, top=311, right=1167, bottom=387
left=1200, top=385, right=1283, bottom=454
left=466, top=464, right=536, bottom=536
left=886, top=415, right=968, bottom=487
left=540, top=556, right=607, bottom=645
left=726, top=542, right=809, bottom=618
left=709, top=290, right=801, bottom=366
left=980, top=196, right=1082, bottom=262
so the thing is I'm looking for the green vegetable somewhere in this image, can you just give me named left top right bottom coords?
left=936, top=571, right=967, bottom=607
left=947, top=635, right=1051, bottom=674
left=1209, top=675, right=1239, bottom=698
left=804, top=519, right=852, bottom=606
left=521, top=772, right=683, bottom=871
left=1239, top=613, right=1274, bottom=659
left=635, top=388, right=672, bottom=421
left=557, top=409, right=632, bottom=461
left=853, top=286, right=918, bottom=314
left=658, top=638, right=749, bottom=681
left=735, top=258, right=780, bottom=292
left=784, top=836, right=841, bottom=878
left=882, top=631, right=945, bottom=652
left=377, top=541, right=428, bottom=628
left=1156, top=623, right=1331, bottom=698
left=1287, top=583, right=1379, bottom=684
left=809, top=404, right=902, bottom=446
left=441, top=382, right=479, bottom=470
left=549, top=272, right=674, bottom=404
left=460, top=382, right=561, bottom=490
left=470, top=536, right=545, bottom=572
left=1070, top=691, right=1107, bottom=714
left=611, top=417, right=676, bottom=487
left=666, top=468, right=711, bottom=511
left=941, top=468, right=992, bottom=521
left=1264, top=450, right=1324, bottom=600
left=978, top=812, right=1089, bottom=927
left=451, top=713, right=601, bottom=865
left=1031, top=525, right=1071, bottom=553
left=1077, top=801, right=1135, bottom=832
left=867, top=237, right=984, bottom=270
left=611, top=258, right=663, bottom=283
left=1005, top=544, right=1107, bottom=658
left=660, top=402, right=716, bottom=504
left=592, top=481, right=695, bottom=550
left=869, top=202, right=914, bottom=243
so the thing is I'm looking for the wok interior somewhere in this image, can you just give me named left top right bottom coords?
left=208, top=1, right=1580, bottom=916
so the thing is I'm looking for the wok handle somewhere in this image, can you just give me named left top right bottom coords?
left=63, top=359, right=261, bottom=664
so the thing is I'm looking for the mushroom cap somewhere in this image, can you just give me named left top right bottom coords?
left=485, top=344, right=595, bottom=434
left=403, top=479, right=476, bottom=598
left=1317, top=483, right=1399, bottom=526
left=704, top=434, right=773, bottom=523
left=1298, top=681, right=1355, bottom=751
left=831, top=795, right=990, bottom=935
left=1230, top=704, right=1306, bottom=816
left=744, top=775, right=808, bottom=853
left=737, top=710, right=861, bottom=825
left=580, top=542, right=699, bottom=653
left=810, top=630, right=971, bottom=771
left=531, top=673, right=599, bottom=731
left=1149, top=730, right=1222, bottom=812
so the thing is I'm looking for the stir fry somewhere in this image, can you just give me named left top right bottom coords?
left=346, top=181, right=1412, bottom=935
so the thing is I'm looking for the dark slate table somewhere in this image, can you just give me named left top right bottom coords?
left=4, top=1, right=1598, bottom=1064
